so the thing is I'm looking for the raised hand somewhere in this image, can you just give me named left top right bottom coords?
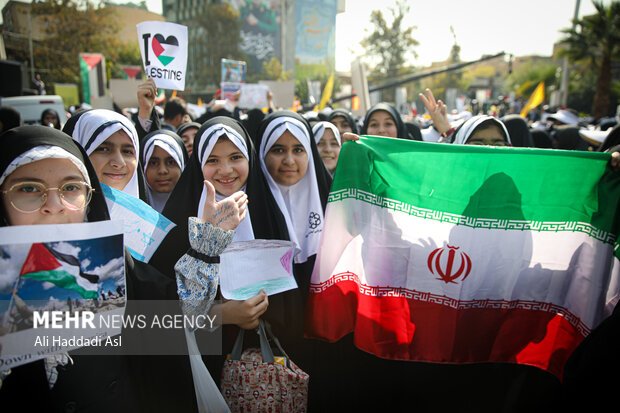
left=419, top=88, right=452, bottom=135
left=201, top=180, right=248, bottom=231
left=137, top=78, right=157, bottom=120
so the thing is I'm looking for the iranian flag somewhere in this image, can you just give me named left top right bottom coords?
left=305, top=136, right=620, bottom=379
left=20, top=243, right=99, bottom=299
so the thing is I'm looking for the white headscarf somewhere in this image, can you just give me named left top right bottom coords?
left=312, top=121, right=341, bottom=146
left=0, top=146, right=90, bottom=187
left=195, top=123, right=254, bottom=242
left=142, top=133, right=186, bottom=213
left=259, top=116, right=324, bottom=263
left=70, top=109, right=140, bottom=198
left=453, top=115, right=511, bottom=145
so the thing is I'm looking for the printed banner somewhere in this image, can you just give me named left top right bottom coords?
left=305, top=137, right=620, bottom=379
left=232, top=0, right=281, bottom=74
left=0, top=221, right=125, bottom=369
left=137, top=21, right=188, bottom=90
left=101, top=184, right=176, bottom=262
left=221, top=58, right=246, bottom=84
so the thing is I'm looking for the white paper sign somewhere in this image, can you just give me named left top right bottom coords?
left=101, top=184, right=176, bottom=262
left=219, top=240, right=297, bottom=300
left=137, top=21, right=188, bottom=90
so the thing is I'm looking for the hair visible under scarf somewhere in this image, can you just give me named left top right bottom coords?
left=452, top=115, right=511, bottom=145
left=142, top=130, right=187, bottom=213
left=259, top=115, right=324, bottom=263
left=361, top=102, right=410, bottom=139
left=312, top=121, right=341, bottom=146
left=66, top=109, right=142, bottom=199
left=0, top=125, right=109, bottom=226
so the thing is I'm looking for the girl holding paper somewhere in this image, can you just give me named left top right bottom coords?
left=0, top=125, right=204, bottom=411
left=152, top=116, right=290, bottom=385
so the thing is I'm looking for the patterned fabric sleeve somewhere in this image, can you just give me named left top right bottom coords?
left=175, top=217, right=234, bottom=326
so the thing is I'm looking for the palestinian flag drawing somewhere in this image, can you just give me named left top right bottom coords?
left=19, top=243, right=99, bottom=299
left=305, top=136, right=620, bottom=379
left=152, top=34, right=178, bottom=66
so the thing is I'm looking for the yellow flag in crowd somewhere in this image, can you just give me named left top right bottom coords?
left=318, top=73, right=335, bottom=110
left=520, top=82, right=544, bottom=118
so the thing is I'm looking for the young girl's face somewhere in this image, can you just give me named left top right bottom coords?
left=202, top=137, right=249, bottom=196
left=317, top=129, right=340, bottom=172
left=1, top=158, right=88, bottom=226
left=366, top=110, right=398, bottom=138
left=145, top=146, right=182, bottom=193
left=88, top=130, right=137, bottom=191
left=264, top=130, right=308, bottom=186
left=467, top=124, right=508, bottom=146
left=330, top=115, right=353, bottom=135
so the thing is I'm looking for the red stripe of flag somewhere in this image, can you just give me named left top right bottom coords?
left=19, top=243, right=61, bottom=275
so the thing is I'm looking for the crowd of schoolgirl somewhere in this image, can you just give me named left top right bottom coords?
left=0, top=78, right=619, bottom=412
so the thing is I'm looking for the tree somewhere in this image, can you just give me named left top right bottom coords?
left=259, top=57, right=293, bottom=82
left=425, top=26, right=466, bottom=101
left=505, top=59, right=557, bottom=98
left=31, top=0, right=127, bottom=86
left=360, top=0, right=418, bottom=102
left=192, top=3, right=245, bottom=89
left=560, top=0, right=620, bottom=118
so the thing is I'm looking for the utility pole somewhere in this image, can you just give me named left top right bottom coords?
left=27, top=7, right=35, bottom=83
left=560, top=0, right=581, bottom=107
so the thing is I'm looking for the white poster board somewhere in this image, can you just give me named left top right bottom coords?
left=137, top=21, right=188, bottom=90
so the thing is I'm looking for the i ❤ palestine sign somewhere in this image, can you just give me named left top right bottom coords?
left=137, top=21, right=188, bottom=90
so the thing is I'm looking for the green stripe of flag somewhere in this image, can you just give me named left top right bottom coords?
left=22, top=270, right=98, bottom=299
left=333, top=137, right=620, bottom=237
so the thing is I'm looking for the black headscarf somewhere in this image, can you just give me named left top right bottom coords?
left=40, top=108, right=61, bottom=130
left=531, top=129, right=553, bottom=148
left=599, top=124, right=620, bottom=153
left=150, top=116, right=289, bottom=278
left=501, top=114, right=534, bottom=147
left=0, top=106, right=23, bottom=133
left=242, top=108, right=266, bottom=147
left=62, top=109, right=149, bottom=202
left=327, top=108, right=359, bottom=134
left=175, top=121, right=201, bottom=139
left=361, top=102, right=410, bottom=139
left=405, top=121, right=423, bottom=141
left=0, top=126, right=109, bottom=226
left=554, top=125, right=594, bottom=151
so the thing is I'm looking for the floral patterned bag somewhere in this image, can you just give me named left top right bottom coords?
left=220, top=320, right=309, bottom=412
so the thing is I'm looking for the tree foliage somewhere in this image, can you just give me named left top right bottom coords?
left=259, top=57, right=293, bottom=82
left=360, top=0, right=418, bottom=102
left=560, top=0, right=620, bottom=118
left=192, top=3, right=245, bottom=89
left=31, top=0, right=138, bottom=86
left=505, top=59, right=557, bottom=98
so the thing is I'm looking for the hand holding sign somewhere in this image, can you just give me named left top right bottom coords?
left=201, top=180, right=248, bottom=232
left=137, top=21, right=188, bottom=90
